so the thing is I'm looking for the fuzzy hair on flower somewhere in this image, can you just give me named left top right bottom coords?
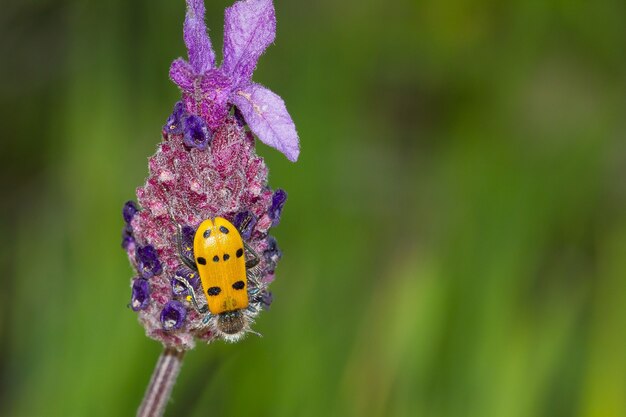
left=123, top=0, right=298, bottom=350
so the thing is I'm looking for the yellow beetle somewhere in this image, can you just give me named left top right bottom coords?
left=173, top=217, right=261, bottom=341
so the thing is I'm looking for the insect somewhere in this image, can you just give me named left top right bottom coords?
left=172, top=216, right=264, bottom=342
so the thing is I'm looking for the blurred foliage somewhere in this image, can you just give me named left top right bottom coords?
left=1, top=0, right=626, bottom=416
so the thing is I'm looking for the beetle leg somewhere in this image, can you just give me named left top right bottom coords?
left=202, top=313, right=214, bottom=325
left=244, top=241, right=260, bottom=269
left=237, top=214, right=253, bottom=234
left=176, top=223, right=198, bottom=272
left=172, top=275, right=208, bottom=314
left=246, top=267, right=262, bottom=289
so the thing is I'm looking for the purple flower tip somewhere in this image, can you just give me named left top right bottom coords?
left=135, top=245, right=163, bottom=279
left=121, top=225, right=135, bottom=249
left=123, top=200, right=139, bottom=224
left=131, top=278, right=150, bottom=311
left=233, top=210, right=258, bottom=240
left=161, top=300, right=187, bottom=331
left=183, top=114, right=212, bottom=150
left=269, top=189, right=287, bottom=226
left=164, top=101, right=186, bottom=135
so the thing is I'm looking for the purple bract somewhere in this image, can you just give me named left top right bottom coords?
left=170, top=0, right=300, bottom=161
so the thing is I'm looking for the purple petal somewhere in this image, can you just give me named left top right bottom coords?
left=222, top=0, right=276, bottom=82
left=163, top=101, right=187, bottom=135
left=169, top=58, right=196, bottom=92
left=160, top=301, right=187, bottom=331
left=121, top=234, right=135, bottom=250
left=230, top=83, right=299, bottom=161
left=131, top=278, right=150, bottom=311
left=135, top=245, right=163, bottom=279
left=121, top=224, right=134, bottom=249
left=183, top=114, right=212, bottom=150
left=122, top=200, right=139, bottom=224
left=268, top=189, right=287, bottom=226
left=184, top=0, right=215, bottom=73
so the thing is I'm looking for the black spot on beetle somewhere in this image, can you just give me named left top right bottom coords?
left=232, top=281, right=245, bottom=290
left=197, top=257, right=207, bottom=265
left=219, top=226, right=229, bottom=234
left=223, top=253, right=230, bottom=261
left=203, top=229, right=211, bottom=238
left=208, top=287, right=221, bottom=296
left=236, top=248, right=244, bottom=258
left=212, top=255, right=219, bottom=262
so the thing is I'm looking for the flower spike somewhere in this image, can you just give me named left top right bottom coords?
left=127, top=1, right=299, bottom=415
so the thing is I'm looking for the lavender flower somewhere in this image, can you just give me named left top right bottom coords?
left=122, top=201, right=138, bottom=248
left=131, top=278, right=150, bottom=311
left=182, top=114, right=211, bottom=150
left=170, top=0, right=300, bottom=161
left=269, top=189, right=287, bottom=226
left=123, top=0, right=297, bottom=350
left=135, top=245, right=163, bottom=279
left=122, top=224, right=134, bottom=249
left=161, top=301, right=187, bottom=331
left=163, top=101, right=186, bottom=135
left=123, top=201, right=139, bottom=223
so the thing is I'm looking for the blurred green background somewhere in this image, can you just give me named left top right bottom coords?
left=1, top=0, right=626, bottom=416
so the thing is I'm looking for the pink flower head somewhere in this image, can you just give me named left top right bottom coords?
left=170, top=0, right=300, bottom=162
left=123, top=0, right=296, bottom=350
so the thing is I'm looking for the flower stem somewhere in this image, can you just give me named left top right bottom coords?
left=137, top=348, right=185, bottom=417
